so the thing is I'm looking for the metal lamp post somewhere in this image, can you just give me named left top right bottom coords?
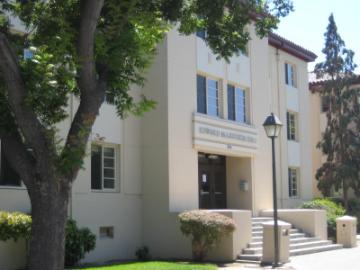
left=263, top=113, right=283, bottom=268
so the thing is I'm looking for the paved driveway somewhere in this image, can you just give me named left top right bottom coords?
left=285, top=245, right=360, bottom=270
left=220, top=245, right=360, bottom=270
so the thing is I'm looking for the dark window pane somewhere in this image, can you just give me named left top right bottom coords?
left=104, top=147, right=114, bottom=157
left=227, top=85, right=235, bottom=120
left=196, top=30, right=206, bottom=39
left=103, top=168, right=114, bottom=178
left=104, top=178, right=115, bottom=189
left=91, top=145, right=102, bottom=190
left=285, top=63, right=289, bottom=85
left=0, top=141, right=21, bottom=186
left=104, top=158, right=114, bottom=168
left=197, top=75, right=207, bottom=114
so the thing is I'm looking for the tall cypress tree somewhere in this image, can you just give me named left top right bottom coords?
left=314, top=14, right=360, bottom=211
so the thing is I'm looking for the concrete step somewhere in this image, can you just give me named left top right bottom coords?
left=291, top=240, right=332, bottom=249
left=252, top=217, right=273, bottom=222
left=243, top=240, right=333, bottom=254
left=290, top=244, right=343, bottom=256
left=247, top=237, right=321, bottom=248
left=240, top=217, right=343, bottom=261
left=252, top=232, right=306, bottom=242
left=251, top=228, right=299, bottom=236
left=237, top=253, right=262, bottom=262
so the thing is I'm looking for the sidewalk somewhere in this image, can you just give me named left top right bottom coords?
left=219, top=244, right=360, bottom=270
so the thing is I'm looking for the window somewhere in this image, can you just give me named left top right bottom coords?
left=99, top=226, right=114, bottom=238
left=197, top=75, right=219, bottom=117
left=288, top=168, right=299, bottom=198
left=196, top=30, right=207, bottom=39
left=321, top=96, right=330, bottom=112
left=0, top=141, right=21, bottom=187
left=286, top=111, right=297, bottom=141
left=227, top=84, right=246, bottom=123
left=91, top=144, right=117, bottom=190
left=285, top=63, right=297, bottom=87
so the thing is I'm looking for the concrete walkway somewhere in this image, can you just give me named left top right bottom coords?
left=220, top=245, right=360, bottom=270
left=285, top=245, right=360, bottom=270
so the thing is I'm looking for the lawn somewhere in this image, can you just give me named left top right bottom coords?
left=74, top=261, right=217, bottom=270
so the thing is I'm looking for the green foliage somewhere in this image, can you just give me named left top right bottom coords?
left=314, top=14, right=360, bottom=206
left=0, top=211, right=32, bottom=241
left=179, top=210, right=236, bottom=261
left=135, top=246, right=151, bottom=261
left=0, top=212, right=95, bottom=267
left=65, top=219, right=96, bottom=267
left=300, top=198, right=345, bottom=238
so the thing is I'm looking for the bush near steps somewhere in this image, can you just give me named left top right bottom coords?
left=179, top=210, right=236, bottom=261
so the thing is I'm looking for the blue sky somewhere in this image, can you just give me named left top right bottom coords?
left=275, top=0, right=359, bottom=73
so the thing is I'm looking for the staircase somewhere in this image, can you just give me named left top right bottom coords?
left=238, top=217, right=343, bottom=261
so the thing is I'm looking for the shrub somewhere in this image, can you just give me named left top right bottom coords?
left=0, top=212, right=96, bottom=267
left=0, top=211, right=32, bottom=241
left=135, top=246, right=151, bottom=261
left=300, top=198, right=345, bottom=238
left=179, top=210, right=236, bottom=261
left=65, top=219, right=96, bottom=267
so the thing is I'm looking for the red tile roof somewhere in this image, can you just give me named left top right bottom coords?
left=268, top=32, right=317, bottom=62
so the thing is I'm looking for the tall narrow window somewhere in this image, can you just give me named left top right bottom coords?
left=207, top=79, right=219, bottom=117
left=197, top=75, right=207, bottom=114
left=197, top=75, right=219, bottom=117
left=288, top=168, right=299, bottom=197
left=228, top=84, right=246, bottom=123
left=91, top=144, right=117, bottom=191
left=285, top=63, right=297, bottom=87
left=0, top=141, right=21, bottom=187
left=286, top=111, right=297, bottom=141
left=321, top=96, right=330, bottom=112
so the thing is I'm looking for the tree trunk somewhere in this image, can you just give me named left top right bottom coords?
left=27, top=180, right=70, bottom=270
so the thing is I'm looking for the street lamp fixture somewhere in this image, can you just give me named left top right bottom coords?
left=263, top=113, right=283, bottom=268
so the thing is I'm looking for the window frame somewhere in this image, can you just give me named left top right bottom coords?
left=227, top=83, right=247, bottom=123
left=91, top=143, right=119, bottom=192
left=288, top=167, right=300, bottom=198
left=285, top=62, right=297, bottom=88
left=197, top=74, right=220, bottom=118
left=286, top=111, right=298, bottom=141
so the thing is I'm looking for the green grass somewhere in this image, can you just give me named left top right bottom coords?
left=74, top=261, right=217, bottom=270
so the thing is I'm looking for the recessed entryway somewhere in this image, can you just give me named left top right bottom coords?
left=198, top=152, right=226, bottom=209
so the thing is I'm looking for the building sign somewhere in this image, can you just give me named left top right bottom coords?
left=198, top=126, right=257, bottom=144
left=193, top=114, right=259, bottom=155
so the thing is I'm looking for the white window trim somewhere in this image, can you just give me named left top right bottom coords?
left=287, top=111, right=298, bottom=142
left=234, top=87, right=247, bottom=123
left=206, top=78, right=220, bottom=118
left=285, top=62, right=297, bottom=88
left=91, top=143, right=120, bottom=193
left=197, top=73, right=221, bottom=118
left=288, top=167, right=300, bottom=198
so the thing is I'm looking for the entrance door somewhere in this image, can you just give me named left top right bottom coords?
left=198, top=153, right=226, bottom=209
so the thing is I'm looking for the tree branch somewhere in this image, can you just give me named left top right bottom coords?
left=61, top=0, right=106, bottom=181
left=0, top=32, right=54, bottom=173
left=77, top=0, right=105, bottom=93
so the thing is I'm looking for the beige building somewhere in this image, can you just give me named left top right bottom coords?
left=309, top=75, right=360, bottom=197
left=0, top=25, right=325, bottom=268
